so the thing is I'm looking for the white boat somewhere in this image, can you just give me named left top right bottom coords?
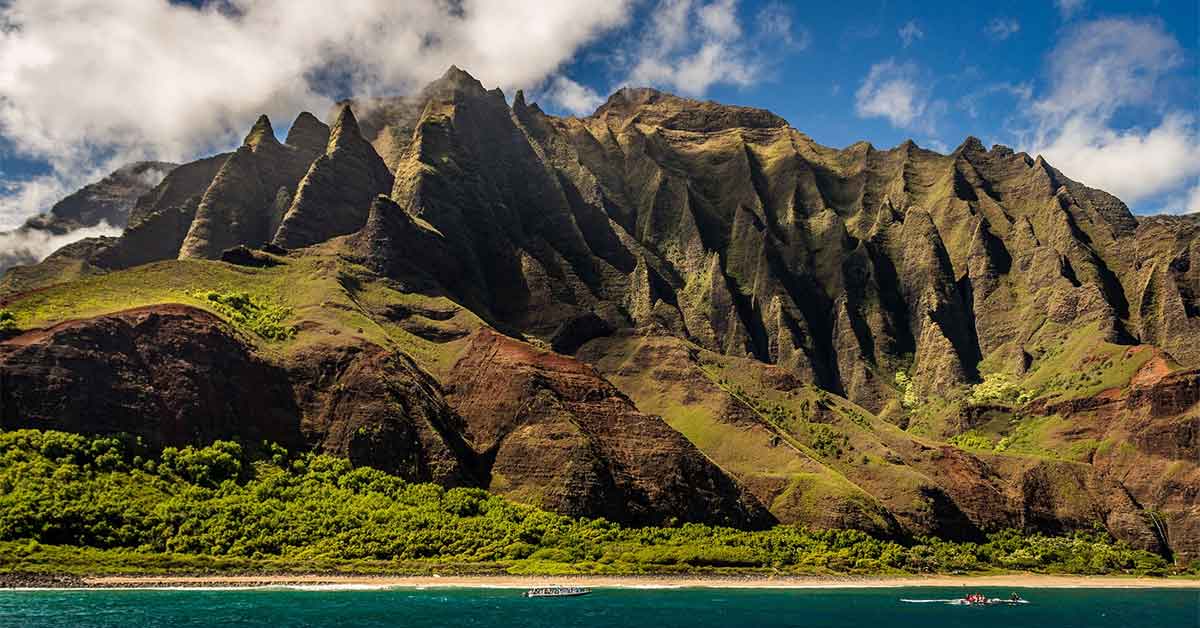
left=522, top=585, right=592, bottom=598
left=901, top=593, right=1029, bottom=606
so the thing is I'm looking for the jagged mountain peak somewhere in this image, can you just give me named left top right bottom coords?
left=441, top=64, right=477, bottom=85
left=953, top=135, right=987, bottom=155
left=328, top=104, right=366, bottom=152
left=597, top=86, right=670, bottom=109
left=420, top=64, right=493, bottom=102
left=511, top=89, right=549, bottom=121
left=271, top=101, right=394, bottom=250
left=285, top=111, right=330, bottom=155
left=243, top=114, right=279, bottom=150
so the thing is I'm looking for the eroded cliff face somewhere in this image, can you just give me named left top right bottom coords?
left=1027, top=360, right=1200, bottom=559
left=0, top=67, right=1196, bottom=555
left=340, top=69, right=1199, bottom=417
left=443, top=329, right=773, bottom=528
left=13, top=68, right=1193, bottom=400
left=0, top=306, right=302, bottom=447
left=1129, top=216, right=1200, bottom=367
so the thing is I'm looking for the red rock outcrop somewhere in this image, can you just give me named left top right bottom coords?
left=284, top=341, right=477, bottom=485
left=0, top=305, right=771, bottom=528
left=0, top=305, right=301, bottom=447
left=1027, top=364, right=1200, bottom=559
left=443, top=329, right=773, bottom=528
left=0, top=306, right=477, bottom=485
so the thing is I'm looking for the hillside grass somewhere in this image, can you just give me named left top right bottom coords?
left=895, top=320, right=1174, bottom=462
left=1020, top=323, right=1161, bottom=403
left=0, top=253, right=480, bottom=368
left=586, top=335, right=897, bottom=526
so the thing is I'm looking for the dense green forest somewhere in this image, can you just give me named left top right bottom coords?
left=0, top=429, right=1188, bottom=577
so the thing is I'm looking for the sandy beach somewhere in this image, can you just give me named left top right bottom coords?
left=75, top=573, right=1200, bottom=590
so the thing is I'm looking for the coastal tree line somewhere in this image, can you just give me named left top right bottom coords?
left=0, top=429, right=1187, bottom=576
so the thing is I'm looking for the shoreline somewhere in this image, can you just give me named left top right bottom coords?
left=5, top=573, right=1198, bottom=590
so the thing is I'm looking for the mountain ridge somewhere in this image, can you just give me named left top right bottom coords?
left=0, top=161, right=177, bottom=273
left=0, top=67, right=1195, bottom=559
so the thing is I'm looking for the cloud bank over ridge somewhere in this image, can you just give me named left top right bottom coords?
left=0, top=0, right=633, bottom=228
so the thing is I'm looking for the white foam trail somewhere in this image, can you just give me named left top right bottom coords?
left=272, top=584, right=395, bottom=591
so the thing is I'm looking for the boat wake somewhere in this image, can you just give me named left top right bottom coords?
left=901, top=597, right=1030, bottom=606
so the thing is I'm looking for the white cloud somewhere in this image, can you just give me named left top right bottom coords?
left=1027, top=18, right=1199, bottom=207
left=133, top=166, right=172, bottom=190
left=698, top=0, right=741, bottom=40
left=898, top=21, right=923, bottom=48
left=0, top=174, right=73, bottom=231
left=854, top=60, right=934, bottom=131
left=542, top=76, right=604, bottom=116
left=0, top=219, right=122, bottom=271
left=984, top=17, right=1020, bottom=41
left=1033, top=18, right=1182, bottom=122
left=0, top=0, right=633, bottom=226
left=1035, top=114, right=1200, bottom=205
left=1055, top=0, right=1086, bottom=19
left=623, top=0, right=796, bottom=97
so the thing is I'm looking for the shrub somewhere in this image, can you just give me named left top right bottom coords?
left=191, top=290, right=295, bottom=340
left=159, top=441, right=244, bottom=487
left=967, top=373, right=1033, bottom=406
left=806, top=424, right=847, bottom=458
left=894, top=371, right=918, bottom=408
left=0, top=309, right=18, bottom=333
left=0, top=310, right=17, bottom=333
left=949, top=431, right=995, bottom=451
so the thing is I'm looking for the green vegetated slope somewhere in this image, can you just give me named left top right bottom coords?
left=577, top=330, right=1191, bottom=551
left=0, top=247, right=482, bottom=370
left=0, top=429, right=1186, bottom=577
left=0, top=252, right=1194, bottom=562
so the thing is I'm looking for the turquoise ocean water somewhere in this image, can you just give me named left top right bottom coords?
left=0, top=586, right=1196, bottom=627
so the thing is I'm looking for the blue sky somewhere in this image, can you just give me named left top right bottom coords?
left=0, top=0, right=1196, bottom=229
